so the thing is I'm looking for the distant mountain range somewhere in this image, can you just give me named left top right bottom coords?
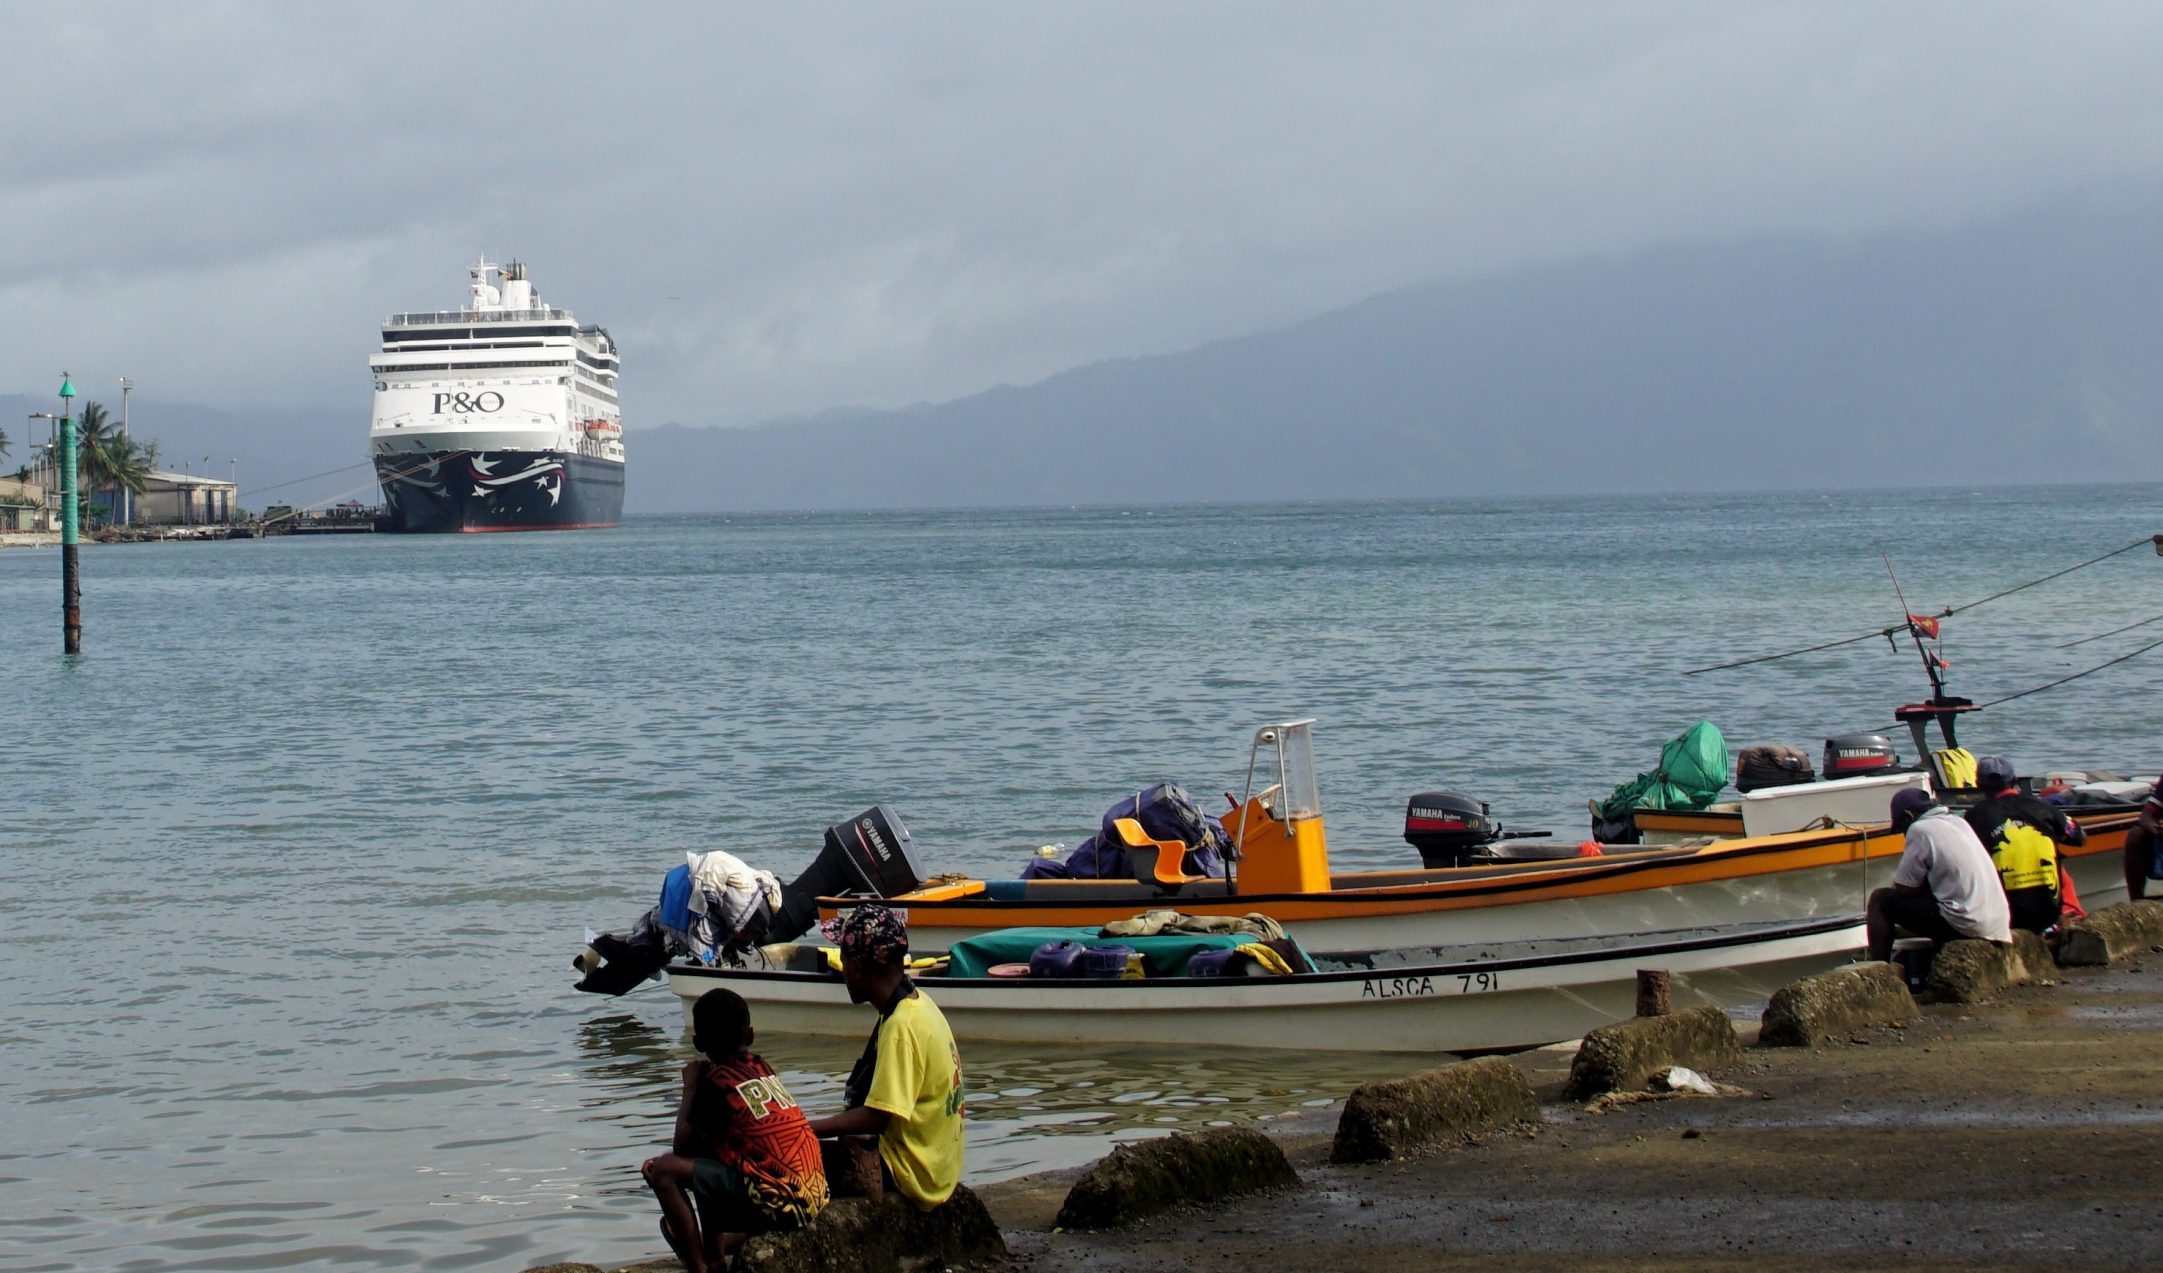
left=11, top=189, right=2162, bottom=513
left=634, top=191, right=2163, bottom=511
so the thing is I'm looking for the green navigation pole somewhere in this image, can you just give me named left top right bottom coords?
left=58, top=372, right=80, bottom=654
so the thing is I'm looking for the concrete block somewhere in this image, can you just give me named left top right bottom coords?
left=1330, top=1055, right=1541, bottom=1163
left=1563, top=1004, right=1741, bottom=1099
left=1758, top=962, right=1917, bottom=1047
left=2056, top=899, right=2163, bottom=967
left=1055, top=1127, right=1297, bottom=1230
left=1921, top=932, right=2051, bottom=1003
left=734, top=1186, right=1005, bottom=1273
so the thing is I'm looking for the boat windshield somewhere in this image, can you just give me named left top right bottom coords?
left=1278, top=722, right=1320, bottom=819
left=1249, top=719, right=1321, bottom=821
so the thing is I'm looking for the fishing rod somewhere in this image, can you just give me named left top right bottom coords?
left=1882, top=554, right=1951, bottom=702
left=1880, top=553, right=1978, bottom=756
left=1683, top=532, right=2163, bottom=676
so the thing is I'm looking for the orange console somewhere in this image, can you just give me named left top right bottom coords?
left=1225, top=795, right=1333, bottom=895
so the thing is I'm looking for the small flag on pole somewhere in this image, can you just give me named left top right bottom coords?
left=1908, top=615, right=1941, bottom=639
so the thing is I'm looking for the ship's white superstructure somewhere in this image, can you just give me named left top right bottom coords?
left=369, top=258, right=625, bottom=531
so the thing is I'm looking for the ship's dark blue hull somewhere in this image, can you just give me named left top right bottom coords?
left=376, top=450, right=624, bottom=533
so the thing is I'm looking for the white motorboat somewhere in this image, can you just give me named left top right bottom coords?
left=664, top=914, right=1865, bottom=1055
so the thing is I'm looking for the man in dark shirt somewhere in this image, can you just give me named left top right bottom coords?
left=2128, top=775, right=2163, bottom=903
left=1965, top=755, right=2085, bottom=933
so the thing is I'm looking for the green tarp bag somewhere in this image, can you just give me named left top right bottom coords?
left=1592, top=720, right=1728, bottom=843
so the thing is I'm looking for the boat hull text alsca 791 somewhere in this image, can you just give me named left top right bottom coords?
left=369, top=258, right=625, bottom=532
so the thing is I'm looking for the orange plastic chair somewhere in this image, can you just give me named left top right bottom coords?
left=1111, top=817, right=1207, bottom=892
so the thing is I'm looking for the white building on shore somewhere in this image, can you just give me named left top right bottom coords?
left=1, top=475, right=50, bottom=532
left=138, top=471, right=238, bottom=526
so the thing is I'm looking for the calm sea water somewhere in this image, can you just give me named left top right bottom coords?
left=4, top=489, right=2160, bottom=1270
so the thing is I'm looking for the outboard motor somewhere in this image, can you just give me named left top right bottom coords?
left=1823, top=733, right=1900, bottom=780
left=1403, top=790, right=1500, bottom=869
left=769, top=804, right=927, bottom=942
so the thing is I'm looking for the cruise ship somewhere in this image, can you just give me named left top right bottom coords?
left=369, top=258, right=625, bottom=532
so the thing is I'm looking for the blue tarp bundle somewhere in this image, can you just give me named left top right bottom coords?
left=1020, top=782, right=1233, bottom=881
left=943, top=926, right=1252, bottom=978
left=657, top=862, right=694, bottom=934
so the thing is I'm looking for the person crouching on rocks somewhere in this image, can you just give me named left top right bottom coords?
left=806, top=903, right=965, bottom=1211
left=1867, top=786, right=2012, bottom=962
left=642, top=989, right=828, bottom=1273
left=1964, top=754, right=2087, bottom=933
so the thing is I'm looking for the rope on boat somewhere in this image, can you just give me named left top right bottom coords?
left=1972, top=632, right=2163, bottom=709
left=2058, top=609, right=2163, bottom=649
left=1680, top=627, right=1892, bottom=674
left=1683, top=534, right=2163, bottom=676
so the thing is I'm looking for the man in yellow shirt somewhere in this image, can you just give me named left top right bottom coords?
left=806, top=904, right=964, bottom=1210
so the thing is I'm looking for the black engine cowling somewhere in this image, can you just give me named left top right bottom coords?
left=1823, top=733, right=1900, bottom=779
left=1404, top=790, right=1500, bottom=869
left=769, top=804, right=926, bottom=942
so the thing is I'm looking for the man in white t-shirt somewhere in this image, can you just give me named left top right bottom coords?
left=1866, top=786, right=2013, bottom=962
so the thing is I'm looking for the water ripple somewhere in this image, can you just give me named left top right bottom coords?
left=4, top=491, right=2159, bottom=1269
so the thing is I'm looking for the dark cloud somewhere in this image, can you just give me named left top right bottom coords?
left=5, top=1, right=2162, bottom=435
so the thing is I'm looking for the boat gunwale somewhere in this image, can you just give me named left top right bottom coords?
left=668, top=913, right=1866, bottom=993
left=831, top=805, right=2140, bottom=914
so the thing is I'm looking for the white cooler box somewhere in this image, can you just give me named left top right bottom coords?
left=1739, top=770, right=1933, bottom=838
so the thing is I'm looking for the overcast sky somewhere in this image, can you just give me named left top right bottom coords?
left=5, top=2, right=2163, bottom=429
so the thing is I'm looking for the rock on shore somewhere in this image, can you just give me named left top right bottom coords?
left=1561, top=1004, right=1740, bottom=1098
left=1331, top=1056, right=1539, bottom=1162
left=1055, top=1127, right=1296, bottom=1230
left=2058, top=899, right=2163, bottom=966
left=1758, top=961, right=1915, bottom=1046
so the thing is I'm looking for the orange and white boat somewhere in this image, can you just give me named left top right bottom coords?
left=817, top=719, right=2139, bottom=950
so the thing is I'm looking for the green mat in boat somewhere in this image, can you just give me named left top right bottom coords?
left=942, top=927, right=1249, bottom=979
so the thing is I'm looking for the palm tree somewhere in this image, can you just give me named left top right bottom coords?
left=75, top=402, right=151, bottom=526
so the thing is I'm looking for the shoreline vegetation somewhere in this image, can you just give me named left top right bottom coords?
left=534, top=903, right=2163, bottom=1273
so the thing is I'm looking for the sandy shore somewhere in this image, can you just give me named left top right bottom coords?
left=980, top=953, right=2163, bottom=1271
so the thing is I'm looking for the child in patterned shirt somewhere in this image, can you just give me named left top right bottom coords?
left=642, top=989, right=828, bottom=1273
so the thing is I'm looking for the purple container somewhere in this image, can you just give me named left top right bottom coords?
left=1029, top=940, right=1089, bottom=978
left=1080, top=944, right=1137, bottom=978
left=1185, top=949, right=1240, bottom=978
